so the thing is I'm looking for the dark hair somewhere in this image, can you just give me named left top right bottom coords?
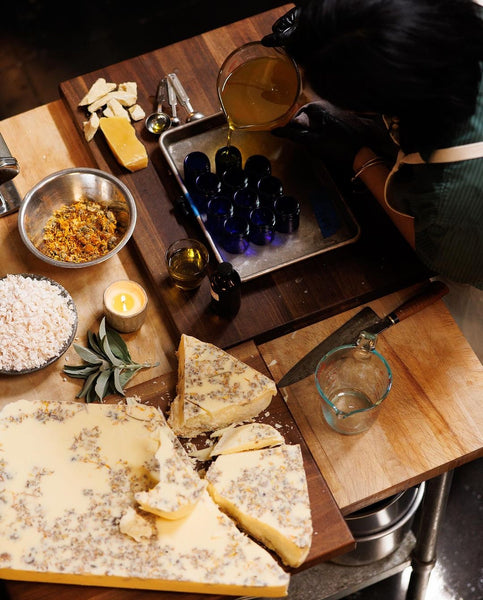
left=288, top=0, right=483, bottom=152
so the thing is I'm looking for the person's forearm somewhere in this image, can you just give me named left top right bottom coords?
left=352, top=147, right=415, bottom=248
left=352, top=147, right=390, bottom=203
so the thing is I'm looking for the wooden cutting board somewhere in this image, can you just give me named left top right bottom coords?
left=3, top=339, right=354, bottom=600
left=58, top=6, right=430, bottom=351
left=259, top=288, right=483, bottom=514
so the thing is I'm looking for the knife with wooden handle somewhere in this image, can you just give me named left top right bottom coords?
left=277, top=280, right=449, bottom=387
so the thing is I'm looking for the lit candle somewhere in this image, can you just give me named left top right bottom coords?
left=103, top=280, right=148, bottom=333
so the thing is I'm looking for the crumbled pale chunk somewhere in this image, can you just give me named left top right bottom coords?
left=82, top=111, right=100, bottom=142
left=118, top=81, right=137, bottom=96
left=119, top=507, right=153, bottom=542
left=104, top=98, right=131, bottom=120
left=128, top=104, right=145, bottom=121
left=110, top=90, right=137, bottom=107
left=210, top=423, right=284, bottom=457
left=89, top=91, right=137, bottom=113
left=87, top=92, right=113, bottom=113
left=211, top=424, right=236, bottom=438
left=189, top=446, right=213, bottom=461
left=78, top=77, right=117, bottom=106
left=135, top=427, right=206, bottom=519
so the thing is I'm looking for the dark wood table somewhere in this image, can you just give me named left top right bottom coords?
left=59, top=4, right=430, bottom=351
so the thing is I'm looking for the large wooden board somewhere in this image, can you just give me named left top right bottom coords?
left=0, top=101, right=177, bottom=406
left=3, top=340, right=354, bottom=600
left=58, top=6, right=430, bottom=351
left=259, top=287, right=483, bottom=514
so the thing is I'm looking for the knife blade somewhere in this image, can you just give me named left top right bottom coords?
left=277, top=280, right=449, bottom=387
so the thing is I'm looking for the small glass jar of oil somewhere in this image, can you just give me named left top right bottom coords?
left=165, top=238, right=209, bottom=291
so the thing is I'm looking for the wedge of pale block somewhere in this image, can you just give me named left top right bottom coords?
left=168, top=334, right=277, bottom=437
left=205, top=444, right=313, bottom=568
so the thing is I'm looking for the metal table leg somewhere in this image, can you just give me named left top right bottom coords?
left=406, top=470, right=454, bottom=600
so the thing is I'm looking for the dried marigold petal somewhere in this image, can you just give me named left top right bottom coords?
left=40, top=198, right=122, bottom=263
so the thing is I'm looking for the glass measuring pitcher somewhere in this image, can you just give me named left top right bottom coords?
left=315, top=332, right=392, bottom=435
left=217, top=41, right=302, bottom=133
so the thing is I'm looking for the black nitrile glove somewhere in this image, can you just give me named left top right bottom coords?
left=273, top=101, right=397, bottom=167
left=261, top=6, right=301, bottom=47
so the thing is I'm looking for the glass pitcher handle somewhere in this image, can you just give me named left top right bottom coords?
left=356, top=330, right=378, bottom=352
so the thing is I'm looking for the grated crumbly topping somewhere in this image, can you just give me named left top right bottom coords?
left=0, top=274, right=76, bottom=371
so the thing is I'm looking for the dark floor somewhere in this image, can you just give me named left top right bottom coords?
left=1, top=2, right=482, bottom=599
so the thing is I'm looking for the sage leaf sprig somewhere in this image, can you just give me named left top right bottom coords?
left=64, top=317, right=159, bottom=403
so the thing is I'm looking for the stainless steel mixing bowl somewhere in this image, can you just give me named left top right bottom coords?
left=18, top=167, right=137, bottom=268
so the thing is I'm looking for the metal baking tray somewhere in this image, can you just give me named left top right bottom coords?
left=159, top=111, right=360, bottom=282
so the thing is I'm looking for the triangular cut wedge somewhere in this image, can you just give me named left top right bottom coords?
left=168, top=334, right=277, bottom=437
left=205, top=444, right=313, bottom=568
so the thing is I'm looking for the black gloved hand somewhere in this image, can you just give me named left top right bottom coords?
left=273, top=102, right=397, bottom=167
left=261, top=6, right=301, bottom=47
left=272, top=102, right=365, bottom=166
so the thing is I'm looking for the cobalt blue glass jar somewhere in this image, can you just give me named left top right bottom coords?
left=244, top=154, right=271, bottom=190
left=274, top=195, right=301, bottom=233
left=215, top=146, right=242, bottom=176
left=233, top=187, right=260, bottom=220
left=206, top=194, right=234, bottom=238
left=257, top=175, right=284, bottom=208
left=249, top=206, right=276, bottom=245
left=183, top=151, right=210, bottom=192
left=222, top=215, right=250, bottom=254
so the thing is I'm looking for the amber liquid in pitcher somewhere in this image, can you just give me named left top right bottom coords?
left=219, top=55, right=299, bottom=139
